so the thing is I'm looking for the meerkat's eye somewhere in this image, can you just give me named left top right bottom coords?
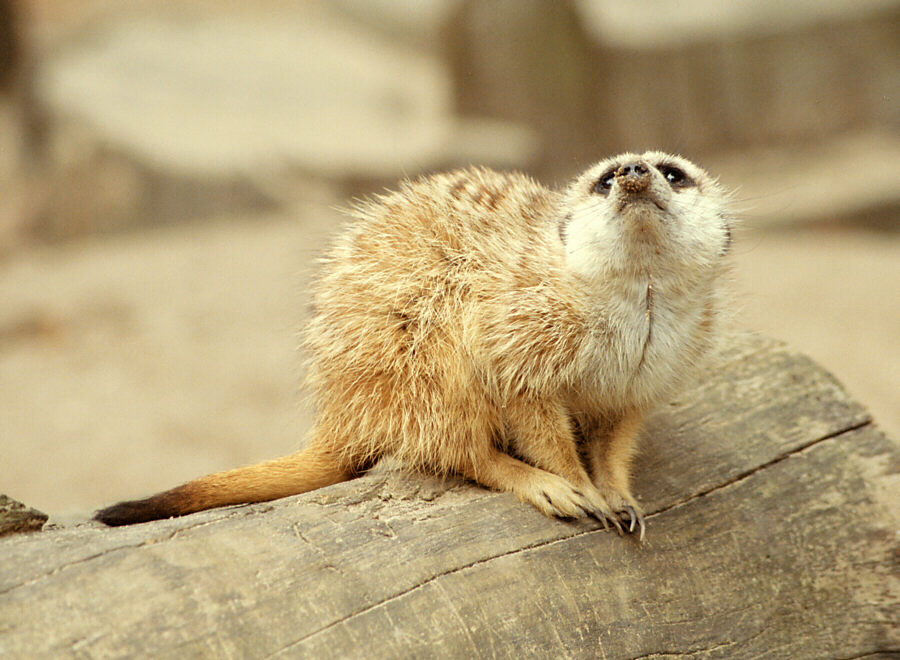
left=659, top=165, right=694, bottom=188
left=591, top=169, right=616, bottom=195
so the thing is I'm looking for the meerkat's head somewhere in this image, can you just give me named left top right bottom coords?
left=559, top=151, right=732, bottom=280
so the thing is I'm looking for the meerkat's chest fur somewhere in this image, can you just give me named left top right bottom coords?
left=573, top=265, right=716, bottom=411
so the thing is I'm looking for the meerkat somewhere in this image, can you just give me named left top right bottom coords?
left=95, top=151, right=732, bottom=538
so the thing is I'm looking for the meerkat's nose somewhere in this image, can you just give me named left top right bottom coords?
left=615, top=161, right=650, bottom=193
left=616, top=162, right=649, bottom=178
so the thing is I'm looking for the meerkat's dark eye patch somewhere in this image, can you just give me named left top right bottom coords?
left=657, top=164, right=695, bottom=189
left=591, top=169, right=616, bottom=196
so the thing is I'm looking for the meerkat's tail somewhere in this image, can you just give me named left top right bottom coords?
left=94, top=443, right=354, bottom=526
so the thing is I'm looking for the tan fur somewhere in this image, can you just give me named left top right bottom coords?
left=95, top=153, right=732, bottom=535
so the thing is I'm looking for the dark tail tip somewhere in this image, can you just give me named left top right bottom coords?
left=94, top=493, right=184, bottom=526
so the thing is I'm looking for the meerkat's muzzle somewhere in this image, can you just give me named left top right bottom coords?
left=615, top=161, right=651, bottom=194
left=613, top=160, right=667, bottom=213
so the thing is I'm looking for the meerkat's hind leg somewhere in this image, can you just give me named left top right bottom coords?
left=585, top=411, right=646, bottom=539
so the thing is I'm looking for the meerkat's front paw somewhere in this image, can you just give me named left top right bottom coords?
left=520, top=473, right=626, bottom=533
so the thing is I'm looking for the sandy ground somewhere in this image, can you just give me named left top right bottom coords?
left=1, top=208, right=897, bottom=517
left=731, top=228, right=899, bottom=437
left=1, top=207, right=334, bottom=517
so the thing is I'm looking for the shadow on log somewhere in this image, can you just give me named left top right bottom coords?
left=0, top=334, right=897, bottom=658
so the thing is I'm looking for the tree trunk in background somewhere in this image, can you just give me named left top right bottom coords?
left=448, top=0, right=900, bottom=177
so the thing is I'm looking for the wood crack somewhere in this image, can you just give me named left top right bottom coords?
left=261, top=528, right=590, bottom=657
left=648, top=417, right=873, bottom=520
left=624, top=626, right=769, bottom=658
left=627, top=640, right=736, bottom=659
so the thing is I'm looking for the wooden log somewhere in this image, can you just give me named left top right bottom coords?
left=0, top=333, right=897, bottom=658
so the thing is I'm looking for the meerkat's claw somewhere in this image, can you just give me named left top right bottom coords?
left=583, top=505, right=613, bottom=530
left=586, top=506, right=609, bottom=529
left=610, top=514, right=625, bottom=536
left=594, top=486, right=645, bottom=538
left=619, top=507, right=646, bottom=541
left=541, top=492, right=567, bottom=519
left=592, top=508, right=623, bottom=535
left=579, top=490, right=624, bottom=533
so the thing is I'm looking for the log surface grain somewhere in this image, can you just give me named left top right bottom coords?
left=0, top=334, right=897, bottom=659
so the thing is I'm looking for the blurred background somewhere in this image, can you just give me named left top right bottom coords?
left=1, top=0, right=897, bottom=518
